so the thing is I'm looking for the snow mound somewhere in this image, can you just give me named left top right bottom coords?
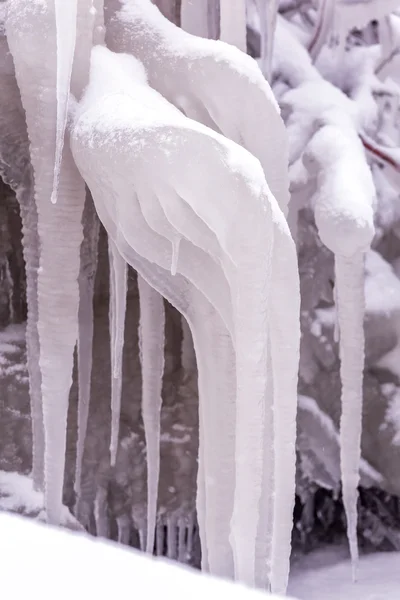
left=0, top=511, right=297, bottom=600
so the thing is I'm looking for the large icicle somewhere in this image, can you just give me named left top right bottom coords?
left=75, top=193, right=100, bottom=501
left=71, top=46, right=300, bottom=589
left=137, top=275, right=165, bottom=554
left=219, top=0, right=247, bottom=52
left=335, top=253, right=365, bottom=581
left=108, top=238, right=128, bottom=466
left=52, top=0, right=78, bottom=204
left=6, top=0, right=92, bottom=525
left=0, top=25, right=44, bottom=491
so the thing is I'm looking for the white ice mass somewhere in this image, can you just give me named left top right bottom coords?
left=1, top=0, right=397, bottom=598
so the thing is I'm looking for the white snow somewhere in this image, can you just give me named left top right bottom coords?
left=0, top=511, right=297, bottom=600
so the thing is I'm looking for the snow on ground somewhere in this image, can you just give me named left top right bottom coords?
left=289, top=545, right=400, bottom=599
left=0, top=511, right=296, bottom=600
left=0, top=471, right=82, bottom=530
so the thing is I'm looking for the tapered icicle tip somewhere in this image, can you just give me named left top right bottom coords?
left=335, top=253, right=365, bottom=584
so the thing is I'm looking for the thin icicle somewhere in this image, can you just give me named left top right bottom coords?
left=186, top=514, right=195, bottom=559
left=94, top=486, right=109, bottom=538
left=180, top=0, right=209, bottom=37
left=156, top=522, right=165, bottom=556
left=116, top=514, right=131, bottom=545
left=75, top=194, right=100, bottom=500
left=219, top=0, right=247, bottom=52
left=178, top=520, right=187, bottom=562
left=181, top=315, right=196, bottom=374
left=257, top=0, right=278, bottom=82
left=138, top=275, right=165, bottom=554
left=167, top=517, right=177, bottom=560
left=108, top=238, right=128, bottom=466
left=139, top=527, right=146, bottom=551
left=335, top=253, right=365, bottom=582
left=52, top=0, right=78, bottom=204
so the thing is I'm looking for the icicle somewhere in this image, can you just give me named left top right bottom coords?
left=52, top=0, right=78, bottom=204
left=268, top=220, right=301, bottom=595
left=19, top=185, right=44, bottom=492
left=167, top=517, right=177, bottom=560
left=139, top=527, right=146, bottom=551
left=94, top=486, right=109, bottom=538
left=171, top=237, right=180, bottom=276
left=181, top=316, right=196, bottom=374
left=75, top=193, right=100, bottom=500
left=186, top=514, right=195, bottom=558
left=180, top=0, right=210, bottom=38
left=6, top=0, right=89, bottom=525
left=108, top=238, right=127, bottom=466
left=255, top=336, right=274, bottom=590
left=335, top=253, right=365, bottom=582
left=219, top=0, right=247, bottom=52
left=138, top=275, right=165, bottom=554
left=178, top=520, right=187, bottom=562
left=0, top=23, right=44, bottom=492
left=193, top=305, right=236, bottom=578
left=257, top=0, right=278, bottom=82
left=116, top=514, right=131, bottom=545
left=156, top=522, right=165, bottom=556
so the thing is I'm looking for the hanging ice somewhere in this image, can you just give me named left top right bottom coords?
left=108, top=237, right=127, bottom=466
left=219, top=0, right=247, bottom=52
left=52, top=0, right=78, bottom=204
left=303, top=121, right=375, bottom=579
left=137, top=275, right=165, bottom=554
left=70, top=45, right=300, bottom=591
left=75, top=193, right=100, bottom=500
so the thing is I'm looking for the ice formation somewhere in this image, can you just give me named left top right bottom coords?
left=70, top=44, right=300, bottom=592
left=219, top=0, right=247, bottom=52
left=0, top=0, right=381, bottom=595
left=52, top=0, right=78, bottom=205
left=108, top=237, right=127, bottom=466
left=303, top=123, right=375, bottom=577
left=75, top=193, right=100, bottom=499
left=137, top=275, right=165, bottom=553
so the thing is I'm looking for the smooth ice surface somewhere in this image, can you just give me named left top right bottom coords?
left=108, top=238, right=127, bottom=466
left=219, top=0, right=247, bottom=51
left=138, top=275, right=165, bottom=554
left=0, top=512, right=298, bottom=600
left=52, top=0, right=78, bottom=204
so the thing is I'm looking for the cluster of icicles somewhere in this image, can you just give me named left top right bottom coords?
left=0, top=0, right=374, bottom=595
